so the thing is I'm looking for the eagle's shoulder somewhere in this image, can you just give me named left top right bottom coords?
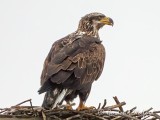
left=40, top=32, right=104, bottom=87
left=50, top=33, right=102, bottom=64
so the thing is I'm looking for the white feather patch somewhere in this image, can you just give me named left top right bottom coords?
left=52, top=89, right=67, bottom=109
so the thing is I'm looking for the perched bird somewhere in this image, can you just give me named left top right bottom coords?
left=38, top=12, right=113, bottom=110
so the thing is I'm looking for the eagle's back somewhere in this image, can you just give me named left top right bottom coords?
left=39, top=33, right=105, bottom=94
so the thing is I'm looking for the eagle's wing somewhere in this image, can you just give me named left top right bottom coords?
left=40, top=35, right=105, bottom=93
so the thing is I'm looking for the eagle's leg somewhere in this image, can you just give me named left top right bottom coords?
left=66, top=101, right=73, bottom=110
left=76, top=99, right=86, bottom=111
left=76, top=98, right=94, bottom=111
left=76, top=92, right=94, bottom=111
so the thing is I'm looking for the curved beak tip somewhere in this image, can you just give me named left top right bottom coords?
left=100, top=17, right=114, bottom=26
left=109, top=18, right=114, bottom=26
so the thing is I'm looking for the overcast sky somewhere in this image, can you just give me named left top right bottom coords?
left=0, top=0, right=160, bottom=111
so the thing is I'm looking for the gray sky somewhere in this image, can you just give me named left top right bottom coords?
left=0, top=0, right=160, bottom=110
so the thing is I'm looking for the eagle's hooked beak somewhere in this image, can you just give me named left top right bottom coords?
left=100, top=17, right=114, bottom=26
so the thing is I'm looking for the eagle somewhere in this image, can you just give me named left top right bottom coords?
left=38, top=12, right=113, bottom=110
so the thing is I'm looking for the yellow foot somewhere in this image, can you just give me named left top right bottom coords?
left=76, top=105, right=95, bottom=111
left=66, top=104, right=73, bottom=110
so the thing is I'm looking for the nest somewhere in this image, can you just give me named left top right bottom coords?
left=0, top=96, right=160, bottom=120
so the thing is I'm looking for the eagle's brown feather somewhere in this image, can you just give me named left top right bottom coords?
left=40, top=35, right=105, bottom=87
left=38, top=12, right=113, bottom=110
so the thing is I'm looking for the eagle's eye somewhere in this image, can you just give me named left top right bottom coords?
left=98, top=15, right=105, bottom=20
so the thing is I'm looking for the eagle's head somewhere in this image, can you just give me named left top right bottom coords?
left=77, top=12, right=114, bottom=38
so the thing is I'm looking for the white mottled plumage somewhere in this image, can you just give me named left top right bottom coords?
left=52, top=89, right=68, bottom=109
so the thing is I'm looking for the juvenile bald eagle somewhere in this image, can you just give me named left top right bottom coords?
left=38, top=12, right=113, bottom=110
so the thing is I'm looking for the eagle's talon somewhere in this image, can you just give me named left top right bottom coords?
left=66, top=105, right=73, bottom=110
left=76, top=105, right=95, bottom=111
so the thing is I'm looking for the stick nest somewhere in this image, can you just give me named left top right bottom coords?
left=0, top=96, right=160, bottom=120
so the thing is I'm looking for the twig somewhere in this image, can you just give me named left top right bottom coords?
left=42, top=111, right=46, bottom=120
left=101, top=99, right=107, bottom=109
left=0, top=108, right=10, bottom=114
left=29, top=99, right=36, bottom=116
left=50, top=115, right=62, bottom=120
left=111, top=116, right=122, bottom=120
left=0, top=97, right=160, bottom=120
left=129, top=106, right=137, bottom=113
left=104, top=101, right=126, bottom=110
left=153, top=110, right=160, bottom=113
left=13, top=99, right=32, bottom=107
left=149, top=112, right=160, bottom=119
left=82, top=112, right=106, bottom=120
left=66, top=114, right=81, bottom=120
left=97, top=103, right=101, bottom=109
left=113, top=96, right=124, bottom=112
left=144, top=107, right=153, bottom=113
left=118, top=113, right=139, bottom=120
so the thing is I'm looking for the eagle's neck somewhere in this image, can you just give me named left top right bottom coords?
left=76, top=22, right=100, bottom=39
left=76, top=29, right=99, bottom=39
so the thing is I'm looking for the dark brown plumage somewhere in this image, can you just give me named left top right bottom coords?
left=38, top=12, right=113, bottom=110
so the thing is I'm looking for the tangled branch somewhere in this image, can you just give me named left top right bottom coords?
left=0, top=96, right=160, bottom=120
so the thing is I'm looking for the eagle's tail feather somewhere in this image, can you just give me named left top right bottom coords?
left=38, top=80, right=53, bottom=94
left=52, top=89, right=67, bottom=109
left=42, top=88, right=70, bottom=109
